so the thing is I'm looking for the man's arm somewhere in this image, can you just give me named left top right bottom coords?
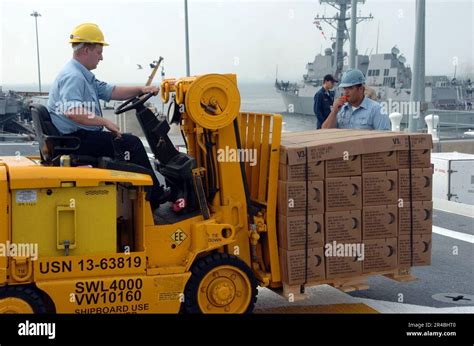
left=111, top=86, right=159, bottom=101
left=322, top=96, right=346, bottom=129
left=321, top=108, right=338, bottom=129
left=64, top=108, right=121, bottom=136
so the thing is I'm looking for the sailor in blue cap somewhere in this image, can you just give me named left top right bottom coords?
left=322, top=69, right=390, bottom=130
left=313, top=74, right=338, bottom=129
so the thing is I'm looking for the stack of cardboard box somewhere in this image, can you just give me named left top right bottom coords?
left=277, top=129, right=433, bottom=286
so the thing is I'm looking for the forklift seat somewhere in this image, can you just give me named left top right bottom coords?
left=30, top=104, right=81, bottom=164
left=29, top=104, right=154, bottom=176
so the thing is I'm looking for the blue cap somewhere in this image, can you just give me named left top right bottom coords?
left=339, top=69, right=366, bottom=88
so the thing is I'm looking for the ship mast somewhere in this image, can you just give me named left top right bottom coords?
left=316, top=0, right=372, bottom=80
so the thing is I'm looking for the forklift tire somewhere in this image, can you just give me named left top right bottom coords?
left=183, top=253, right=258, bottom=314
left=0, top=286, right=47, bottom=314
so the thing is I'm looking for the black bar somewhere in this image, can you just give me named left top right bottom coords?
left=0, top=313, right=472, bottom=345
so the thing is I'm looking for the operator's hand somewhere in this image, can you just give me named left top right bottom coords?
left=104, top=119, right=122, bottom=139
left=141, top=85, right=160, bottom=96
left=333, top=96, right=348, bottom=111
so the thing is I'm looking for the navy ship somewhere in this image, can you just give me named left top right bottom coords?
left=0, top=88, right=35, bottom=136
left=276, top=0, right=473, bottom=115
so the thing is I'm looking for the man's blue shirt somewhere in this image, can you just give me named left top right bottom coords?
left=336, top=96, right=390, bottom=130
left=47, top=59, right=115, bottom=134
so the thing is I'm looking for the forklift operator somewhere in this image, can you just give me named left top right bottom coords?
left=47, top=23, right=163, bottom=208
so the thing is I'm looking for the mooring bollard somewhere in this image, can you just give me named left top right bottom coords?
left=425, top=114, right=439, bottom=142
left=389, top=112, right=402, bottom=132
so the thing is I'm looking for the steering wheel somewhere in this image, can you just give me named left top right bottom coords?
left=115, top=92, right=154, bottom=115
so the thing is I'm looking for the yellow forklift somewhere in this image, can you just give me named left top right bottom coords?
left=0, top=73, right=283, bottom=314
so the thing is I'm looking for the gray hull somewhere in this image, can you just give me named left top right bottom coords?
left=277, top=85, right=469, bottom=116
left=277, top=90, right=315, bottom=115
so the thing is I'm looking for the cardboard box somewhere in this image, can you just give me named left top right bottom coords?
left=399, top=234, right=432, bottom=267
left=279, top=247, right=326, bottom=285
left=279, top=161, right=324, bottom=181
left=325, top=210, right=362, bottom=243
left=325, top=155, right=362, bottom=177
left=281, top=129, right=394, bottom=145
left=363, top=171, right=398, bottom=206
left=399, top=168, right=433, bottom=201
left=279, top=136, right=375, bottom=165
left=325, top=245, right=363, bottom=279
left=280, top=129, right=345, bottom=145
left=398, top=149, right=431, bottom=169
left=278, top=214, right=324, bottom=250
left=363, top=238, right=398, bottom=273
left=363, top=205, right=398, bottom=239
left=362, top=151, right=398, bottom=172
left=399, top=201, right=433, bottom=235
left=278, top=180, right=324, bottom=216
left=280, top=130, right=432, bottom=165
left=404, top=133, right=433, bottom=150
left=325, top=177, right=362, bottom=212
left=280, top=129, right=365, bottom=145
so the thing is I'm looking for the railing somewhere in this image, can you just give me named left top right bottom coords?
left=396, top=109, right=474, bottom=140
left=427, top=110, right=474, bottom=140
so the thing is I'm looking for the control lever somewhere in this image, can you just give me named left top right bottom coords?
left=192, top=168, right=210, bottom=220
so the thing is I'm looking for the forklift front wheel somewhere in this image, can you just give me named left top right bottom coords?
left=0, top=286, right=47, bottom=314
left=183, top=253, right=258, bottom=314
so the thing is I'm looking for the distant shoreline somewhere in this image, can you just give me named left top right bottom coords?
left=1, top=81, right=278, bottom=93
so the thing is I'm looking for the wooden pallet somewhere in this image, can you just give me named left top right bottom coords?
left=278, top=278, right=370, bottom=300
left=383, top=267, right=417, bottom=282
left=281, top=283, right=308, bottom=302
left=329, top=278, right=370, bottom=293
left=276, top=267, right=417, bottom=300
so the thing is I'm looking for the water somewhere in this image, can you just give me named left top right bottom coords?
left=3, top=82, right=317, bottom=134
left=239, top=83, right=318, bottom=132
left=2, top=82, right=290, bottom=114
left=103, top=82, right=316, bottom=146
left=151, top=82, right=316, bottom=133
left=5, top=82, right=474, bottom=138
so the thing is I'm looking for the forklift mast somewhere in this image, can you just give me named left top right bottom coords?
left=159, top=74, right=283, bottom=286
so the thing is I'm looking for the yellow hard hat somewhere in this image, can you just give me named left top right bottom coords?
left=69, top=23, right=109, bottom=46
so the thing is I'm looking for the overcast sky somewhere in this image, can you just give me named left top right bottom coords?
left=1, top=0, right=473, bottom=86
